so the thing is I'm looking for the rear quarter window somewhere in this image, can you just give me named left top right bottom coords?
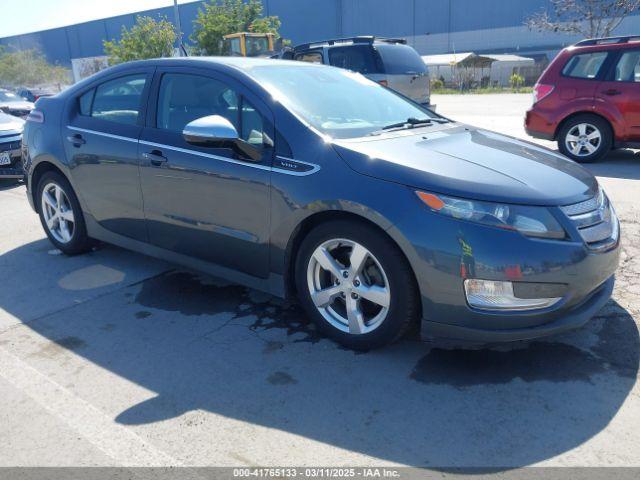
left=328, top=45, right=383, bottom=74
left=562, top=51, right=609, bottom=79
left=375, top=44, right=427, bottom=75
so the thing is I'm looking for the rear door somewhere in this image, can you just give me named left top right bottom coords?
left=374, top=43, right=430, bottom=105
left=596, top=48, right=640, bottom=142
left=63, top=69, right=153, bottom=241
left=138, top=66, right=273, bottom=278
left=557, top=50, right=611, bottom=108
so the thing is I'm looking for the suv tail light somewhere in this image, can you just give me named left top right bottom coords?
left=26, top=110, right=44, bottom=123
left=533, top=83, right=554, bottom=104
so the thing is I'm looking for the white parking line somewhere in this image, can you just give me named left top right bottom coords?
left=0, top=346, right=180, bottom=466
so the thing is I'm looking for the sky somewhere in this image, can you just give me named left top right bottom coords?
left=1, top=0, right=197, bottom=37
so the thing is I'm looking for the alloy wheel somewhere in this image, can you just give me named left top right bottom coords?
left=41, top=182, right=75, bottom=244
left=306, top=238, right=391, bottom=335
left=565, top=123, right=602, bottom=157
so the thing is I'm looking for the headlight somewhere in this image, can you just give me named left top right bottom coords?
left=416, top=191, right=565, bottom=239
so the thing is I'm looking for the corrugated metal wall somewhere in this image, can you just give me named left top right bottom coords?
left=1, top=0, right=638, bottom=66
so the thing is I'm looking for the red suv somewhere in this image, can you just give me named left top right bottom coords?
left=526, top=36, right=640, bottom=163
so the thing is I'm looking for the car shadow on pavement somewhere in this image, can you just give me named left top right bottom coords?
left=585, top=149, right=640, bottom=180
left=1, top=240, right=638, bottom=468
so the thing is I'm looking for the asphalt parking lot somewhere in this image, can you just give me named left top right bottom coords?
left=0, top=93, right=639, bottom=468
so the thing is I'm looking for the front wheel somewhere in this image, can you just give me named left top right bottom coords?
left=37, top=171, right=92, bottom=255
left=558, top=115, right=612, bottom=163
left=295, top=221, right=419, bottom=350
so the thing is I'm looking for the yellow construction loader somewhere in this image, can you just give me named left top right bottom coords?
left=224, top=32, right=275, bottom=57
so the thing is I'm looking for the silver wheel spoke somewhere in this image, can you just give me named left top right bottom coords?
left=571, top=144, right=582, bottom=155
left=346, top=296, right=365, bottom=334
left=43, top=191, right=57, bottom=210
left=59, top=208, right=74, bottom=222
left=584, top=142, right=596, bottom=153
left=59, top=220, right=72, bottom=242
left=349, top=243, right=369, bottom=275
left=566, top=134, right=579, bottom=143
left=46, top=214, right=57, bottom=230
left=587, top=131, right=600, bottom=141
left=54, top=185, right=63, bottom=206
left=313, top=247, right=343, bottom=279
left=354, top=284, right=390, bottom=308
left=311, top=285, right=342, bottom=308
left=578, top=124, right=587, bottom=136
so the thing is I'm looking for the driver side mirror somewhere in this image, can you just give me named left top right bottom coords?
left=182, top=115, right=261, bottom=162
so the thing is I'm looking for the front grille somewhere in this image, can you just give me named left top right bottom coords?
left=560, top=188, right=619, bottom=251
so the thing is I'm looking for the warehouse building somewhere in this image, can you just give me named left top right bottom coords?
left=1, top=0, right=639, bottom=69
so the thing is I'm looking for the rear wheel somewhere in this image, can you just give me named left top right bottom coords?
left=37, top=171, right=92, bottom=255
left=558, top=114, right=612, bottom=163
left=295, top=220, right=419, bottom=350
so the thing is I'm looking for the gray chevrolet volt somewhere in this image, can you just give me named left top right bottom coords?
left=22, top=58, right=620, bottom=350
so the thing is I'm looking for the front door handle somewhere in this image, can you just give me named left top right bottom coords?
left=603, top=89, right=622, bottom=96
left=142, top=150, right=168, bottom=166
left=66, top=134, right=85, bottom=146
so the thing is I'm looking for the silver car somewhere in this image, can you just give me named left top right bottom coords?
left=0, top=111, right=24, bottom=179
left=283, top=36, right=431, bottom=107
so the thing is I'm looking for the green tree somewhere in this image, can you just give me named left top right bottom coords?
left=509, top=73, right=525, bottom=92
left=0, top=48, right=70, bottom=87
left=191, top=0, right=284, bottom=55
left=103, top=16, right=176, bottom=65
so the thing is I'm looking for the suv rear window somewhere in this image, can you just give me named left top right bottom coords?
left=562, top=51, right=608, bottom=79
left=328, top=45, right=383, bottom=74
left=375, top=43, right=427, bottom=75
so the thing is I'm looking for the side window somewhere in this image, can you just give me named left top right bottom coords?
left=157, top=73, right=239, bottom=132
left=294, top=51, right=323, bottom=64
left=240, top=98, right=265, bottom=147
left=328, top=45, right=381, bottom=74
left=90, top=75, right=147, bottom=125
left=614, top=50, right=640, bottom=82
left=78, top=89, right=94, bottom=116
left=562, top=52, right=609, bottom=79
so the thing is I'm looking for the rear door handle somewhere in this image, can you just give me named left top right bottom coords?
left=66, top=134, right=85, bottom=146
left=603, top=89, right=622, bottom=96
left=142, top=150, right=168, bottom=166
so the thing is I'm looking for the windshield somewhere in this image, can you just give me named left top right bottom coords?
left=0, top=91, right=20, bottom=102
left=248, top=65, right=437, bottom=139
left=246, top=37, right=270, bottom=56
left=375, top=44, right=427, bottom=75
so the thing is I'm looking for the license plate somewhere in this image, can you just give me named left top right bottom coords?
left=0, top=152, right=11, bottom=166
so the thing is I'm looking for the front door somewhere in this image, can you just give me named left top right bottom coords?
left=63, top=71, right=153, bottom=241
left=596, top=48, right=640, bottom=142
left=139, top=67, right=273, bottom=278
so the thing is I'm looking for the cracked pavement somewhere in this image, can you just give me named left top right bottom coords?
left=0, top=93, right=638, bottom=468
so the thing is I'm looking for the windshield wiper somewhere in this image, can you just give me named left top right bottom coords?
left=367, top=117, right=434, bottom=136
left=382, top=117, right=433, bottom=130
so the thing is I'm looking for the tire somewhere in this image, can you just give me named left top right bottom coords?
left=295, top=220, right=419, bottom=350
left=37, top=171, right=92, bottom=255
left=558, top=114, right=612, bottom=163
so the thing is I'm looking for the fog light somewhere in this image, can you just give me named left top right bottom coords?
left=464, top=279, right=562, bottom=311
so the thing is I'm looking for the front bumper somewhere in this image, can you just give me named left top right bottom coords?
left=391, top=192, right=621, bottom=343
left=423, top=275, right=614, bottom=342
left=0, top=143, right=23, bottom=179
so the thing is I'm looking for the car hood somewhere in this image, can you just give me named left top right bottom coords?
left=332, top=124, right=597, bottom=206
left=0, top=111, right=24, bottom=132
left=0, top=100, right=34, bottom=110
